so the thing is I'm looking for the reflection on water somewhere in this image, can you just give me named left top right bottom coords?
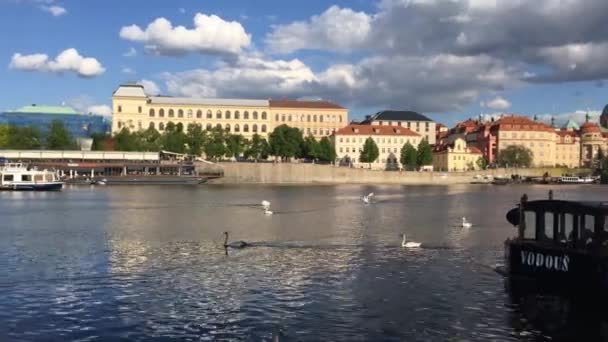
left=0, top=184, right=606, bottom=341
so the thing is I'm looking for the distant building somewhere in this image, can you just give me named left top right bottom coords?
left=0, top=105, right=111, bottom=140
left=332, top=124, right=421, bottom=170
left=432, top=137, right=482, bottom=172
left=111, top=84, right=348, bottom=140
left=361, top=110, right=437, bottom=144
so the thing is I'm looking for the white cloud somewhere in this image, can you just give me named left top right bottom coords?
left=123, top=47, right=137, bottom=57
left=138, top=79, right=161, bottom=96
left=537, top=110, right=601, bottom=126
left=119, top=13, right=251, bottom=56
left=42, top=5, right=66, bottom=16
left=121, top=67, right=135, bottom=74
left=266, top=5, right=372, bottom=53
left=9, top=48, right=105, bottom=77
left=481, top=96, right=511, bottom=110
left=86, top=105, right=112, bottom=116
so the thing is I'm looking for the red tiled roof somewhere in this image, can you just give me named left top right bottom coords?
left=581, top=121, right=601, bottom=133
left=433, top=143, right=482, bottom=154
left=491, top=115, right=554, bottom=132
left=469, top=146, right=482, bottom=154
left=334, top=124, right=420, bottom=136
left=269, top=99, right=345, bottom=109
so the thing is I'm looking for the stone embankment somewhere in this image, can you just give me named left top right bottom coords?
left=195, top=162, right=567, bottom=185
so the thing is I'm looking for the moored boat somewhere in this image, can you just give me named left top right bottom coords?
left=0, top=163, right=64, bottom=191
left=500, top=192, right=608, bottom=297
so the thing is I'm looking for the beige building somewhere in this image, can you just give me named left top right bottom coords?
left=580, top=121, right=608, bottom=166
left=362, top=110, right=437, bottom=144
left=332, top=124, right=421, bottom=170
left=492, top=116, right=557, bottom=167
left=111, top=84, right=348, bottom=140
left=432, top=138, right=482, bottom=172
left=555, top=130, right=581, bottom=168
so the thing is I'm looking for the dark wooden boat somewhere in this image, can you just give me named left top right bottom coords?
left=501, top=192, right=608, bottom=297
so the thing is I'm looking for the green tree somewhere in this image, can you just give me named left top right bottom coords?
left=302, top=135, right=320, bottom=160
left=359, top=137, right=379, bottom=168
left=186, top=123, right=206, bottom=156
left=400, top=142, right=417, bottom=170
left=317, top=137, right=336, bottom=162
left=7, top=125, right=42, bottom=149
left=268, top=124, right=303, bottom=160
left=476, top=156, right=489, bottom=170
left=416, top=138, right=433, bottom=167
left=161, top=121, right=188, bottom=153
left=244, top=134, right=269, bottom=161
left=138, top=127, right=161, bottom=151
left=47, top=120, right=76, bottom=149
left=91, top=132, right=111, bottom=150
left=225, top=134, right=246, bottom=158
left=496, top=145, right=533, bottom=167
left=113, top=128, right=139, bottom=151
left=0, top=125, right=9, bottom=148
left=204, top=126, right=227, bottom=160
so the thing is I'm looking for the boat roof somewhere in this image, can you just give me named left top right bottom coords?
left=506, top=200, right=608, bottom=226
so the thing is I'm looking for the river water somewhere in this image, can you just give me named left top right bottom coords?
left=0, top=184, right=606, bottom=341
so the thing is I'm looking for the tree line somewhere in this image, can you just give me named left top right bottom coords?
left=0, top=120, right=78, bottom=150
left=356, top=137, right=433, bottom=169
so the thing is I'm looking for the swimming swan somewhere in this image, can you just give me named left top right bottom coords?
left=261, top=200, right=273, bottom=215
left=461, top=217, right=472, bottom=228
left=223, top=232, right=248, bottom=249
left=401, top=233, right=421, bottom=248
left=362, top=192, right=375, bottom=204
left=264, top=208, right=273, bottom=215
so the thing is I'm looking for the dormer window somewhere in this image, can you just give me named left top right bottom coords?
left=354, top=128, right=359, bottom=133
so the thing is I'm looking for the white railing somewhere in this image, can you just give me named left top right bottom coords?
left=0, top=150, right=160, bottom=161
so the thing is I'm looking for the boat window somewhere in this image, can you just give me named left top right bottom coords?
left=544, top=212, right=554, bottom=241
left=581, top=215, right=595, bottom=245
left=524, top=211, right=536, bottom=240
left=34, top=175, right=43, bottom=182
left=3, top=174, right=13, bottom=181
left=21, top=175, right=32, bottom=182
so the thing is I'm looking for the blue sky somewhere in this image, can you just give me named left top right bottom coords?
left=2, top=0, right=607, bottom=127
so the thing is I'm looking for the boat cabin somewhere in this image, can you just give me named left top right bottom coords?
left=506, top=194, right=608, bottom=253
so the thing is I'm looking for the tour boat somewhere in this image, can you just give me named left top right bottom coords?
left=499, top=192, right=608, bottom=297
left=559, top=176, right=596, bottom=184
left=0, top=163, right=64, bottom=191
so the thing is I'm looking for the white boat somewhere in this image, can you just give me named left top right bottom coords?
left=559, top=176, right=596, bottom=184
left=0, top=163, right=64, bottom=191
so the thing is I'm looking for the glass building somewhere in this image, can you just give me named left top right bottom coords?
left=0, top=105, right=111, bottom=139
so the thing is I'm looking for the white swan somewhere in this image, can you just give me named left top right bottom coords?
left=362, top=192, right=374, bottom=204
left=462, top=217, right=472, bottom=228
left=261, top=200, right=271, bottom=210
left=264, top=208, right=273, bottom=215
left=401, top=233, right=421, bottom=248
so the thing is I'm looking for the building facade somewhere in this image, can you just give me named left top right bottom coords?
left=361, top=110, right=436, bottom=145
left=432, top=138, right=482, bottom=171
left=0, top=105, right=111, bottom=139
left=332, top=124, right=421, bottom=170
left=111, top=84, right=348, bottom=140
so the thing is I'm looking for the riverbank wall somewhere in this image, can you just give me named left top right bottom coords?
left=196, top=162, right=572, bottom=185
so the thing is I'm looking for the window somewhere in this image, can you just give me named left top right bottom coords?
left=149, top=122, right=155, bottom=129
left=117, top=121, right=122, bottom=129
left=235, top=111, right=240, bottom=119
left=307, top=114, right=311, bottom=122
left=138, top=121, right=142, bottom=130
left=159, top=109, right=165, bottom=117
left=253, top=111, right=258, bottom=120
left=118, top=105, right=122, bottom=113
left=244, top=111, right=249, bottom=119
left=314, top=129, right=318, bottom=135
left=301, top=115, right=305, bottom=122
left=253, top=124, right=258, bottom=132
left=216, top=110, right=222, bottom=119
left=159, top=122, right=165, bottom=131
left=320, top=115, right=324, bottom=122
left=206, top=123, right=212, bottom=130
left=138, top=106, right=142, bottom=113
left=196, top=110, right=202, bottom=118
left=149, top=109, right=155, bottom=117
left=314, top=115, right=317, bottom=122
left=282, top=115, right=286, bottom=122
left=307, top=128, right=311, bottom=134
left=340, top=147, right=343, bottom=153
left=226, top=124, right=231, bottom=132
left=382, top=148, right=385, bottom=153
left=207, top=110, right=212, bottom=119
left=226, top=110, right=231, bottom=119
left=178, top=109, right=184, bottom=118
left=275, top=114, right=279, bottom=121
left=187, top=109, right=193, bottom=118
left=339, top=116, right=342, bottom=123
left=234, top=124, right=240, bottom=132
left=167, top=109, right=173, bottom=117
left=261, top=124, right=267, bottom=133
left=21, top=174, right=32, bottom=182
left=3, top=174, right=13, bottom=181
left=288, top=115, right=292, bottom=122
left=244, top=124, right=249, bottom=132
left=216, top=124, right=222, bottom=129
left=262, top=111, right=267, bottom=120
left=379, top=121, right=383, bottom=126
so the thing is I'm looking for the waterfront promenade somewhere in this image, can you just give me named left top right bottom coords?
left=199, top=162, right=569, bottom=185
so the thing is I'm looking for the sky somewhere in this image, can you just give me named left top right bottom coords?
left=1, top=0, right=608, bottom=127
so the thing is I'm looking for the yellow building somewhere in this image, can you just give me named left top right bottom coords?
left=555, top=130, right=580, bottom=168
left=580, top=121, right=607, bottom=166
left=432, top=138, right=482, bottom=171
left=493, top=116, right=557, bottom=167
left=111, top=84, right=348, bottom=140
left=362, top=110, right=437, bottom=145
left=332, top=124, right=421, bottom=170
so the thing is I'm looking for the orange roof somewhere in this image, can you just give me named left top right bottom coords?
left=334, top=124, right=420, bottom=136
left=269, top=99, right=345, bottom=109
left=433, top=143, right=482, bottom=154
left=581, top=121, right=601, bottom=133
left=491, top=115, right=554, bottom=132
